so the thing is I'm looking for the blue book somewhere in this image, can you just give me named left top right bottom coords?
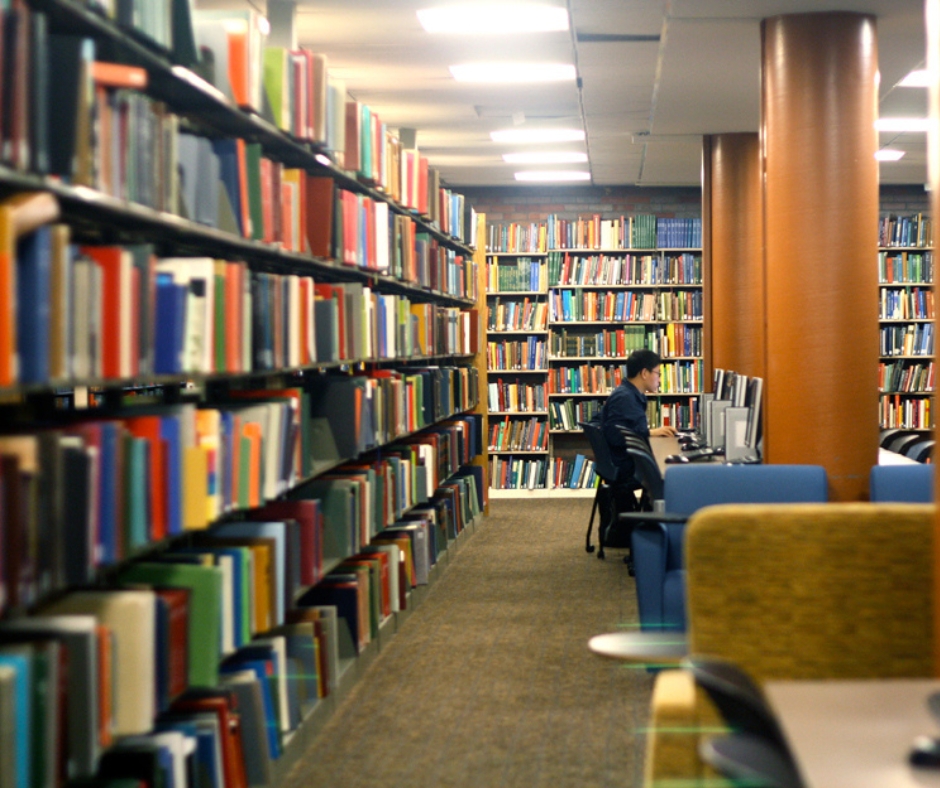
left=570, top=454, right=585, bottom=489
left=16, top=226, right=52, bottom=384
left=160, top=415, right=183, bottom=536
left=98, top=421, right=121, bottom=564
left=211, top=139, right=244, bottom=237
left=155, top=273, right=185, bottom=374
left=0, top=649, right=32, bottom=788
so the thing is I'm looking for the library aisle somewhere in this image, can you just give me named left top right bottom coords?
left=283, top=498, right=654, bottom=788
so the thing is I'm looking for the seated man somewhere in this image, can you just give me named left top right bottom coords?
left=601, top=349, right=677, bottom=486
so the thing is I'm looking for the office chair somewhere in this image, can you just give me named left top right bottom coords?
left=887, top=432, right=923, bottom=455
left=869, top=463, right=934, bottom=502
left=580, top=419, right=638, bottom=559
left=621, top=430, right=664, bottom=503
left=904, top=439, right=934, bottom=463
left=621, top=464, right=829, bottom=632
left=878, top=427, right=909, bottom=448
left=700, top=734, right=805, bottom=788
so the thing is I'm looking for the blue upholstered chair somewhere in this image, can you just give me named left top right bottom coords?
left=869, top=464, right=934, bottom=502
left=626, top=464, right=829, bottom=632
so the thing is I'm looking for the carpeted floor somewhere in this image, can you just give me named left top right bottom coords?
left=283, top=497, right=654, bottom=788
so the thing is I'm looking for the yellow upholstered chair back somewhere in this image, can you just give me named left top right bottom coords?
left=643, top=503, right=933, bottom=788
left=685, top=502, right=933, bottom=682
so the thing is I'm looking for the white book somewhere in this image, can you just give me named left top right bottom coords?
left=288, top=275, right=301, bottom=367
left=157, top=258, right=217, bottom=373
left=253, top=636, right=291, bottom=733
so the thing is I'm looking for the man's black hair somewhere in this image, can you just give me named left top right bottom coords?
left=626, top=349, right=662, bottom=379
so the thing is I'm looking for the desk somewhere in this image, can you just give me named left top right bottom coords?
left=764, top=678, right=940, bottom=788
left=649, top=435, right=681, bottom=474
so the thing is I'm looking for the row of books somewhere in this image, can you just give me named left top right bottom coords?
left=548, top=360, right=704, bottom=396
left=880, top=324, right=935, bottom=357
left=878, top=287, right=935, bottom=321
left=878, top=361, right=936, bottom=393
left=552, top=454, right=598, bottom=489
left=549, top=324, right=703, bottom=359
left=486, top=380, right=547, bottom=413
left=486, top=216, right=704, bottom=253
left=485, top=257, right=547, bottom=293
left=191, top=8, right=476, bottom=242
left=485, top=223, right=547, bottom=254
left=646, top=397, right=700, bottom=431
left=878, top=213, right=933, bottom=248
left=487, top=298, right=549, bottom=332
left=0, top=370, right=480, bottom=608
left=0, top=213, right=478, bottom=387
left=0, top=447, right=483, bottom=788
left=489, top=456, right=550, bottom=490
left=548, top=289, right=704, bottom=323
left=546, top=251, right=703, bottom=287
left=879, top=394, right=933, bottom=430
left=0, top=404, right=483, bottom=786
left=878, top=251, right=933, bottom=284
left=549, top=398, right=604, bottom=432
left=486, top=339, right=548, bottom=372
left=488, top=417, right=548, bottom=453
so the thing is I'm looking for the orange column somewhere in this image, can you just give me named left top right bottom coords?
left=703, top=133, right=765, bottom=381
left=926, top=0, right=940, bottom=678
left=761, top=12, right=879, bottom=501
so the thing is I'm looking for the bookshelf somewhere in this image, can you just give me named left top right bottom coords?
left=877, top=241, right=935, bottom=433
left=0, top=3, right=486, bottom=788
left=485, top=221, right=703, bottom=495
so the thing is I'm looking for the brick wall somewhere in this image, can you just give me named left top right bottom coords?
left=459, top=183, right=930, bottom=224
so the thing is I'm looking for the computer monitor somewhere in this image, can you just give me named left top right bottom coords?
left=745, top=377, right=764, bottom=451
left=701, top=393, right=716, bottom=445
left=710, top=399, right=732, bottom=451
left=724, top=406, right=752, bottom=462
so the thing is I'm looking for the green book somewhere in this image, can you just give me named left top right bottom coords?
left=119, top=562, right=222, bottom=688
left=244, top=143, right=264, bottom=242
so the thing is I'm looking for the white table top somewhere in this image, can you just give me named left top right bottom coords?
left=587, top=631, right=688, bottom=663
left=764, top=678, right=940, bottom=788
left=879, top=447, right=920, bottom=465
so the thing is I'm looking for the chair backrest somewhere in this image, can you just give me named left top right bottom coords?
left=663, top=464, right=828, bottom=516
left=685, top=503, right=933, bottom=681
left=904, top=439, right=935, bottom=463
left=578, top=420, right=619, bottom=484
left=888, top=433, right=923, bottom=455
left=869, top=464, right=934, bottom=502
left=623, top=433, right=664, bottom=500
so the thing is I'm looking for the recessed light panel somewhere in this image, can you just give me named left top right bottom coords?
left=899, top=69, right=930, bottom=87
left=450, top=63, right=576, bottom=83
left=515, top=171, right=591, bottom=182
left=875, top=118, right=931, bottom=132
left=875, top=149, right=906, bottom=161
left=418, top=4, right=569, bottom=34
left=491, top=129, right=585, bottom=144
left=503, top=152, right=588, bottom=164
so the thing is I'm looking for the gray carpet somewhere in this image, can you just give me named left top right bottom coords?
left=283, top=497, right=655, bottom=788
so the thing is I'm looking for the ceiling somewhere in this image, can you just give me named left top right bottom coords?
left=197, top=0, right=931, bottom=188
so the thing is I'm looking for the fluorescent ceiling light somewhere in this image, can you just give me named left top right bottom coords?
left=875, top=117, right=930, bottom=132
left=875, top=149, right=906, bottom=161
left=450, top=63, right=575, bottom=83
left=899, top=69, right=930, bottom=87
left=418, top=4, right=568, bottom=34
left=515, top=170, right=591, bottom=182
left=491, top=128, right=585, bottom=144
left=503, top=151, right=588, bottom=164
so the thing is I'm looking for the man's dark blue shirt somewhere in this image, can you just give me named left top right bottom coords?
left=600, top=379, right=649, bottom=482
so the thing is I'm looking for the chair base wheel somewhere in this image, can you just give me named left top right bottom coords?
left=586, top=545, right=595, bottom=554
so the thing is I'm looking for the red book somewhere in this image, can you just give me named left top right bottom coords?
left=81, top=246, right=130, bottom=379
left=417, top=156, right=429, bottom=215
left=259, top=158, right=274, bottom=244
left=304, top=175, right=334, bottom=259
left=154, top=586, right=190, bottom=701
left=170, top=693, right=247, bottom=788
